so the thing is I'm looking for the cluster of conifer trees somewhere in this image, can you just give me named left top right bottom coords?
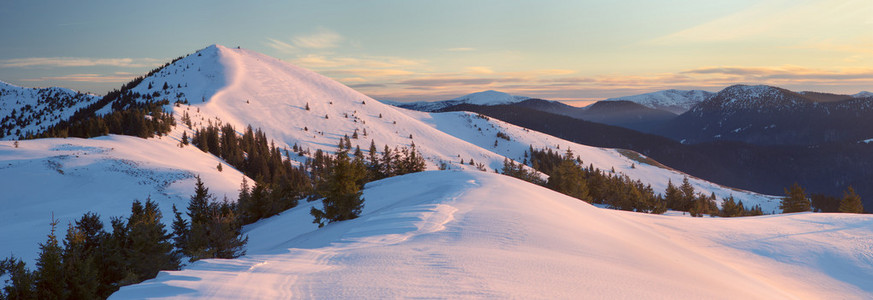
left=190, top=123, right=426, bottom=228
left=502, top=147, right=767, bottom=217
left=0, top=176, right=245, bottom=299
left=780, top=183, right=864, bottom=214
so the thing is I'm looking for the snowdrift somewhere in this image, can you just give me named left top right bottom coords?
left=111, top=171, right=873, bottom=299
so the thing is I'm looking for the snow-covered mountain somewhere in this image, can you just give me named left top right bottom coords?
left=0, top=81, right=101, bottom=139
left=111, top=170, right=873, bottom=299
left=656, top=84, right=873, bottom=145
left=383, top=90, right=531, bottom=112
left=1, top=45, right=783, bottom=268
left=603, top=89, right=714, bottom=114
left=853, top=91, right=873, bottom=98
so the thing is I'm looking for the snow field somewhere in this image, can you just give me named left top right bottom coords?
left=112, top=171, right=873, bottom=299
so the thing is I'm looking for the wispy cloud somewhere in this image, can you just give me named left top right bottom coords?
left=22, top=73, right=137, bottom=83
left=0, top=57, right=162, bottom=68
left=266, top=28, right=345, bottom=52
left=292, top=28, right=343, bottom=49
left=265, top=38, right=297, bottom=53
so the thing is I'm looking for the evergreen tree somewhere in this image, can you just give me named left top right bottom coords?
left=546, top=160, right=590, bottom=202
left=126, top=198, right=179, bottom=282
left=171, top=204, right=189, bottom=258
left=664, top=179, right=682, bottom=211
left=35, top=218, right=66, bottom=300
left=0, top=256, right=36, bottom=300
left=311, top=149, right=366, bottom=227
left=838, top=186, right=864, bottom=213
left=62, top=223, right=98, bottom=300
left=780, top=182, right=810, bottom=213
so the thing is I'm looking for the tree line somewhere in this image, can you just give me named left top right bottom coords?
left=502, top=146, right=765, bottom=217
left=189, top=123, right=426, bottom=228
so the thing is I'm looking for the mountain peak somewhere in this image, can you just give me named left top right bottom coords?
left=451, top=90, right=530, bottom=106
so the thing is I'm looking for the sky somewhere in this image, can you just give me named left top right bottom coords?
left=0, top=0, right=871, bottom=106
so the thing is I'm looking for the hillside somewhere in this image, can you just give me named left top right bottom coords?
left=438, top=103, right=873, bottom=210
left=112, top=171, right=873, bottom=299
left=0, top=81, right=101, bottom=139
left=115, top=45, right=776, bottom=206
left=0, top=45, right=786, bottom=265
left=0, top=136, right=246, bottom=265
left=508, top=99, right=677, bottom=133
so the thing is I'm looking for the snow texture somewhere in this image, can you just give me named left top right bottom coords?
left=111, top=171, right=873, bottom=299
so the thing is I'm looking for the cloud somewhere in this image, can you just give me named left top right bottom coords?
left=21, top=73, right=136, bottom=83
left=682, top=66, right=873, bottom=81
left=323, top=69, right=415, bottom=77
left=348, top=83, right=386, bottom=89
left=446, top=47, right=475, bottom=52
left=292, top=28, right=343, bottom=49
left=398, top=77, right=508, bottom=87
left=0, top=57, right=162, bottom=68
left=266, top=38, right=297, bottom=53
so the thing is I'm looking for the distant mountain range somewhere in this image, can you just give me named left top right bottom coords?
left=655, top=85, right=873, bottom=145
left=390, top=86, right=873, bottom=146
left=602, top=89, right=714, bottom=114
left=383, top=90, right=530, bottom=112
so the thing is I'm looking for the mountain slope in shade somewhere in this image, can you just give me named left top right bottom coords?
left=382, top=90, right=530, bottom=111
left=0, top=81, right=101, bottom=139
left=111, top=171, right=873, bottom=299
left=603, top=89, right=714, bottom=114
left=656, top=85, right=873, bottom=145
left=0, top=136, right=247, bottom=265
left=507, top=99, right=676, bottom=133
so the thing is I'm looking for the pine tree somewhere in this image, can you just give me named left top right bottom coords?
left=780, top=182, right=810, bottom=213
left=126, top=198, right=179, bottom=282
left=171, top=204, right=189, bottom=258
left=35, top=218, right=66, bottom=300
left=0, top=256, right=36, bottom=300
left=311, top=149, right=366, bottom=227
left=546, top=160, right=590, bottom=202
left=838, top=186, right=864, bottom=213
left=62, top=223, right=98, bottom=300
left=664, top=179, right=682, bottom=211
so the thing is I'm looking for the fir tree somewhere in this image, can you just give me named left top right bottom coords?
left=838, top=186, right=864, bottom=213
left=311, top=148, right=366, bottom=227
left=780, top=182, right=810, bottom=213
left=0, top=256, right=36, bottom=299
left=62, top=223, right=98, bottom=300
left=126, top=198, right=179, bottom=282
left=35, top=218, right=66, bottom=300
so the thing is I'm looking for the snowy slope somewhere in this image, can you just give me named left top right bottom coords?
left=111, top=171, right=873, bottom=299
left=0, top=136, right=247, bottom=265
left=121, top=45, right=777, bottom=211
left=603, top=89, right=714, bottom=114
left=381, top=90, right=530, bottom=112
left=853, top=91, right=873, bottom=98
left=0, top=81, right=101, bottom=139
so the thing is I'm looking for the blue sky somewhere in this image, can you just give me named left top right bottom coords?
left=1, top=0, right=870, bottom=105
